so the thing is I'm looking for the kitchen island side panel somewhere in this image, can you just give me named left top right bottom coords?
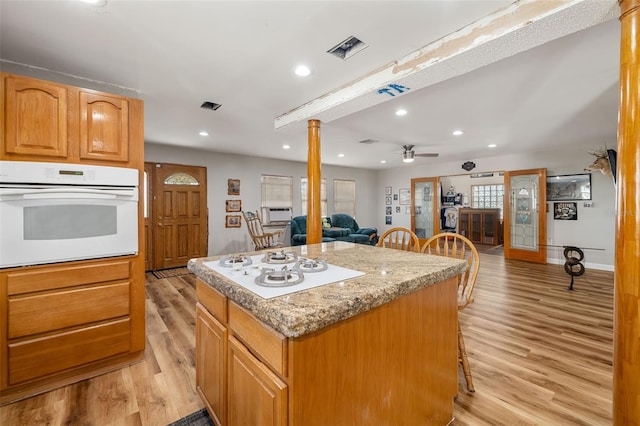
left=287, top=276, right=458, bottom=425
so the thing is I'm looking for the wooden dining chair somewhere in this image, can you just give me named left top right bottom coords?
left=376, top=227, right=421, bottom=252
left=421, top=232, right=480, bottom=392
left=242, top=210, right=284, bottom=250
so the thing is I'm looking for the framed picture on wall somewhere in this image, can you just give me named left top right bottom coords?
left=385, top=186, right=392, bottom=195
left=547, top=174, right=591, bottom=201
left=226, top=199, right=241, bottom=212
left=228, top=179, right=240, bottom=196
left=399, top=188, right=411, bottom=205
left=385, top=215, right=392, bottom=225
left=386, top=206, right=392, bottom=215
left=554, top=202, right=578, bottom=220
left=385, top=196, right=392, bottom=205
left=225, top=215, right=241, bottom=227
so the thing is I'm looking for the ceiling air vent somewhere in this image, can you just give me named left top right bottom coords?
left=328, top=36, right=368, bottom=60
left=201, top=101, right=221, bottom=111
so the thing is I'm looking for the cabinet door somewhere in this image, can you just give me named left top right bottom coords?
left=80, top=91, right=129, bottom=162
left=483, top=211, right=496, bottom=244
left=196, top=304, right=227, bottom=426
left=3, top=75, right=68, bottom=158
left=470, top=211, right=482, bottom=243
left=228, top=336, right=287, bottom=426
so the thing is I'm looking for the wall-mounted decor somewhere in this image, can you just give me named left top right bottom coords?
left=554, top=202, right=578, bottom=220
left=393, top=194, right=398, bottom=201
left=386, top=206, right=392, bottom=215
left=547, top=174, right=591, bottom=201
left=226, top=199, right=241, bottom=212
left=399, top=188, right=411, bottom=205
left=385, top=196, right=392, bottom=205
left=462, top=161, right=476, bottom=172
left=228, top=179, right=240, bottom=196
left=385, top=216, right=392, bottom=225
left=395, top=206, right=401, bottom=213
left=385, top=186, right=392, bottom=195
left=226, top=215, right=241, bottom=227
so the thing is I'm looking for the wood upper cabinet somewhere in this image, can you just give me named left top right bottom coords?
left=80, top=91, right=129, bottom=162
left=2, top=75, right=69, bottom=158
left=1, top=73, right=139, bottom=166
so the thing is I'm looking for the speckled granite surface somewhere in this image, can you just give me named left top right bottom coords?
left=188, top=241, right=467, bottom=338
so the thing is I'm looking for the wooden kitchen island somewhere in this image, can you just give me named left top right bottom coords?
left=188, top=242, right=467, bottom=426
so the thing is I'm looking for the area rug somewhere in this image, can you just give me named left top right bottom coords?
left=152, top=267, right=191, bottom=279
left=168, top=408, right=214, bottom=426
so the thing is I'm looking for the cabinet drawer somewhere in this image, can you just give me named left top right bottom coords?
left=196, top=278, right=227, bottom=321
left=6, top=260, right=130, bottom=295
left=8, top=318, right=131, bottom=385
left=8, top=282, right=130, bottom=338
left=228, top=301, right=287, bottom=377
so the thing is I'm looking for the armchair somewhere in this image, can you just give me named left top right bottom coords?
left=330, top=213, right=378, bottom=245
left=290, top=215, right=338, bottom=246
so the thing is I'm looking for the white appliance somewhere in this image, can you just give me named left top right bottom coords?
left=0, top=161, right=139, bottom=268
left=260, top=207, right=292, bottom=226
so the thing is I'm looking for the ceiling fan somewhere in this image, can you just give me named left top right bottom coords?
left=401, top=145, right=439, bottom=163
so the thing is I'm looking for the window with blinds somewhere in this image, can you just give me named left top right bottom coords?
left=301, top=177, right=327, bottom=216
left=334, top=179, right=356, bottom=217
left=471, top=184, right=504, bottom=218
left=261, top=175, right=293, bottom=209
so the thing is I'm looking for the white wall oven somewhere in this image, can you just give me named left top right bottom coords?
left=0, top=161, right=139, bottom=268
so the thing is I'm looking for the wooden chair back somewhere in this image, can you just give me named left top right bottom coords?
left=242, top=210, right=283, bottom=250
left=376, top=227, right=420, bottom=252
left=421, top=233, right=479, bottom=309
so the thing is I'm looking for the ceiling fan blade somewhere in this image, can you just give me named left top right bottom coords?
left=415, top=153, right=439, bottom=157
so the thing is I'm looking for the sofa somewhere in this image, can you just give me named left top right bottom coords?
left=290, top=214, right=378, bottom=246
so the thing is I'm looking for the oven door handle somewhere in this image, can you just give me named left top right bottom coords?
left=0, top=187, right=138, bottom=200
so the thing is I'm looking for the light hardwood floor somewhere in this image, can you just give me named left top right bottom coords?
left=0, top=253, right=614, bottom=425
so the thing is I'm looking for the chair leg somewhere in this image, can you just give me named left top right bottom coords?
left=458, top=321, right=475, bottom=392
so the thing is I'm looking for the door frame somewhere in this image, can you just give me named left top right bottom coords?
left=503, top=168, right=547, bottom=263
left=144, top=162, right=208, bottom=271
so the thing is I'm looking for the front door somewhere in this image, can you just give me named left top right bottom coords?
left=149, top=162, right=208, bottom=270
left=503, top=168, right=547, bottom=263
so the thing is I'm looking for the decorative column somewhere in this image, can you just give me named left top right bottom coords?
left=307, top=119, right=322, bottom=245
left=615, top=0, right=640, bottom=424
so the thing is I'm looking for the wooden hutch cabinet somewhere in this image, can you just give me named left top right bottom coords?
left=0, top=73, right=144, bottom=404
left=458, top=208, right=501, bottom=245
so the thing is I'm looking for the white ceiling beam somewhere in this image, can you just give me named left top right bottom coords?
left=274, top=0, right=618, bottom=131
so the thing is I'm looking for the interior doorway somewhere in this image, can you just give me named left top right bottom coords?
left=144, top=162, right=208, bottom=271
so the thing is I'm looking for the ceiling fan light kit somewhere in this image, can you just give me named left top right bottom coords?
left=402, top=150, right=415, bottom=163
left=462, top=161, right=476, bottom=171
left=401, top=144, right=438, bottom=163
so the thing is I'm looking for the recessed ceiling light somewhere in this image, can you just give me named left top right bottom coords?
left=395, top=109, right=408, bottom=116
left=380, top=160, right=387, bottom=164
left=488, top=144, right=497, bottom=148
left=453, top=130, right=464, bottom=136
left=82, top=0, right=107, bottom=5
left=282, top=144, right=290, bottom=150
left=338, top=153, right=345, bottom=158
left=294, top=65, right=311, bottom=77
left=199, top=131, right=209, bottom=136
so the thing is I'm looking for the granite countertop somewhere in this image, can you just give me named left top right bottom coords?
left=188, top=241, right=467, bottom=338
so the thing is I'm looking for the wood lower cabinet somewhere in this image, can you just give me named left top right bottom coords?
left=0, top=257, right=145, bottom=405
left=228, top=336, right=287, bottom=426
left=196, top=303, right=227, bottom=426
left=1, top=72, right=141, bottom=167
left=458, top=208, right=501, bottom=245
left=196, top=275, right=457, bottom=425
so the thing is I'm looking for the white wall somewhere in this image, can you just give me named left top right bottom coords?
left=377, top=147, right=616, bottom=270
left=145, top=143, right=378, bottom=256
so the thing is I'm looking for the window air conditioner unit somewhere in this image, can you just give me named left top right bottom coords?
left=261, top=207, right=292, bottom=226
